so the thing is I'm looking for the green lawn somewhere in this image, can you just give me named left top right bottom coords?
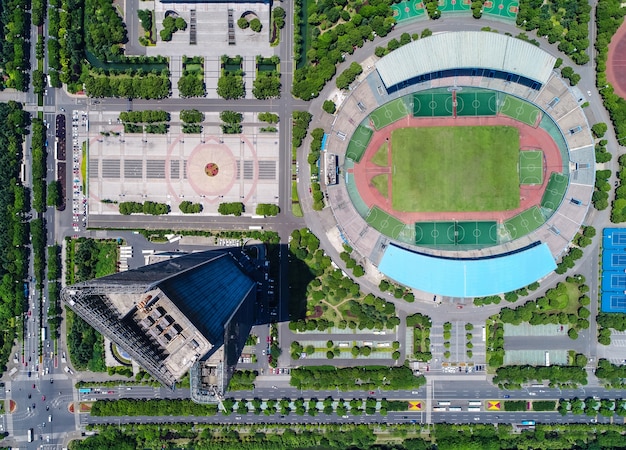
left=371, top=142, right=388, bottom=167
left=391, top=126, right=520, bottom=212
left=371, top=174, right=388, bottom=198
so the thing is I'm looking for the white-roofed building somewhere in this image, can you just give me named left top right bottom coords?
left=375, top=32, right=556, bottom=92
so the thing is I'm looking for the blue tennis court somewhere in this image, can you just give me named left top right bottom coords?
left=609, top=296, right=626, bottom=312
left=601, top=228, right=626, bottom=312
left=612, top=231, right=626, bottom=245
left=610, top=274, right=626, bottom=288
left=613, top=254, right=626, bottom=266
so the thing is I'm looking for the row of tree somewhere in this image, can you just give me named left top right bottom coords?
left=595, top=0, right=626, bottom=141
left=593, top=169, right=611, bottom=211
left=290, top=366, right=426, bottom=391
left=218, top=202, right=244, bottom=216
left=84, top=71, right=171, bottom=99
left=611, top=154, right=626, bottom=222
left=0, top=0, right=31, bottom=91
left=90, top=398, right=218, bottom=416
left=179, top=201, right=203, bottom=214
left=255, top=204, right=279, bottom=216
left=119, top=201, right=170, bottom=215
left=308, top=128, right=325, bottom=210
left=119, top=110, right=169, bottom=123
left=0, top=103, right=30, bottom=370
left=292, top=111, right=312, bottom=148
left=493, top=365, right=587, bottom=389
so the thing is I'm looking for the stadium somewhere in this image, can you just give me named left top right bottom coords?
left=325, top=31, right=595, bottom=298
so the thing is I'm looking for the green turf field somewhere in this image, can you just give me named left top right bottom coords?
left=345, top=125, right=373, bottom=162
left=499, top=95, right=541, bottom=127
left=369, top=98, right=410, bottom=130
left=456, top=91, right=498, bottom=116
left=391, top=125, right=520, bottom=212
left=366, top=206, right=411, bottom=239
left=541, top=172, right=568, bottom=210
left=504, top=206, right=545, bottom=240
left=519, top=150, right=543, bottom=184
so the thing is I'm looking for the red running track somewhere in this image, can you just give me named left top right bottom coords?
left=352, top=114, right=563, bottom=224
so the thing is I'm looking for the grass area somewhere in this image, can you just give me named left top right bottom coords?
left=391, top=126, right=520, bottom=212
left=371, top=174, right=388, bottom=198
left=371, top=142, right=388, bottom=167
left=291, top=180, right=303, bottom=217
left=81, top=141, right=87, bottom=194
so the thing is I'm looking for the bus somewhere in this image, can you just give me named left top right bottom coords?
left=248, top=225, right=263, bottom=230
left=78, top=388, right=92, bottom=394
left=468, top=407, right=481, bottom=412
left=28, top=428, right=33, bottom=442
left=432, top=407, right=446, bottom=412
left=521, top=420, right=536, bottom=426
left=448, top=407, right=462, bottom=412
left=437, top=401, right=451, bottom=406
left=41, top=327, right=46, bottom=342
left=468, top=401, right=482, bottom=406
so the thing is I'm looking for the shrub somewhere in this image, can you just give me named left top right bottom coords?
left=237, top=18, right=249, bottom=29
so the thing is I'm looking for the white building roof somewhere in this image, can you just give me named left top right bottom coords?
left=376, top=31, right=556, bottom=89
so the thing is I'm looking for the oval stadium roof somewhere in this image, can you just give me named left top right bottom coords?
left=375, top=31, right=556, bottom=89
left=378, top=243, right=556, bottom=298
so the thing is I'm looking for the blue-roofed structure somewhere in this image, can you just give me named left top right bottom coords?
left=378, top=242, right=556, bottom=298
left=159, top=254, right=255, bottom=344
left=62, top=250, right=257, bottom=400
left=601, top=228, right=626, bottom=313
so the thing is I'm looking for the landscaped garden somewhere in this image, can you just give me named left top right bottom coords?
left=217, top=55, right=245, bottom=100
left=253, top=56, right=281, bottom=99
left=288, top=228, right=400, bottom=335
left=178, top=56, right=205, bottom=98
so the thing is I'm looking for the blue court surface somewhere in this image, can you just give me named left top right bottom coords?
left=378, top=242, right=556, bottom=298
left=601, top=228, right=626, bottom=312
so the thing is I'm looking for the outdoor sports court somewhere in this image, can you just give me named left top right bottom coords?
left=439, top=0, right=471, bottom=13
left=391, top=0, right=426, bottom=22
left=366, top=206, right=414, bottom=242
left=370, top=98, right=410, bottom=130
left=500, top=95, right=542, bottom=127
left=503, top=206, right=545, bottom=240
left=345, top=123, right=374, bottom=162
left=482, top=0, right=519, bottom=19
left=414, top=220, right=497, bottom=246
left=602, top=228, right=626, bottom=312
left=413, top=92, right=454, bottom=117
left=519, top=150, right=544, bottom=184
left=456, top=91, right=497, bottom=116
left=540, top=172, right=569, bottom=210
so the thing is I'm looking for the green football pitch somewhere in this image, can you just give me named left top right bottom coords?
left=391, top=126, right=520, bottom=212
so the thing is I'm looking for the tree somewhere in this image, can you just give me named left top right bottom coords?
left=218, top=202, right=244, bottom=216
left=250, top=18, right=262, bottom=32
left=322, top=100, right=336, bottom=114
left=178, top=75, right=205, bottom=98
left=592, top=122, right=608, bottom=138
left=217, top=74, right=245, bottom=99
left=46, top=181, right=61, bottom=207
left=252, top=73, right=281, bottom=99
left=237, top=18, right=249, bottom=29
